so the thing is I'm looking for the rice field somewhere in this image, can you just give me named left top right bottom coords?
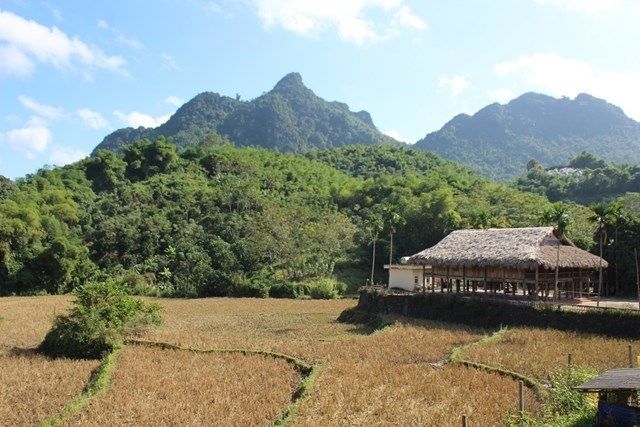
left=460, top=327, right=640, bottom=382
left=0, top=352, right=98, bottom=426
left=65, top=347, right=300, bottom=426
left=0, top=295, right=633, bottom=426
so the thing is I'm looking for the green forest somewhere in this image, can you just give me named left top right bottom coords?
left=2, top=135, right=640, bottom=298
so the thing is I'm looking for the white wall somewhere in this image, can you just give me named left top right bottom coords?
left=388, top=267, right=425, bottom=291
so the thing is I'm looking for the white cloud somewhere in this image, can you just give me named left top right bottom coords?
left=97, top=20, right=143, bottom=49
left=48, top=146, right=87, bottom=165
left=0, top=10, right=127, bottom=78
left=77, top=108, right=109, bottom=129
left=114, top=110, right=170, bottom=128
left=393, top=5, right=427, bottom=29
left=161, top=52, right=179, bottom=70
left=18, top=95, right=64, bottom=119
left=383, top=129, right=414, bottom=144
left=204, top=2, right=222, bottom=14
left=0, top=44, right=34, bottom=76
left=495, top=53, right=640, bottom=120
left=534, top=0, right=620, bottom=13
left=438, top=75, right=469, bottom=97
left=164, top=96, right=184, bottom=107
left=0, top=126, right=52, bottom=158
left=487, top=88, right=515, bottom=104
left=253, top=0, right=426, bottom=45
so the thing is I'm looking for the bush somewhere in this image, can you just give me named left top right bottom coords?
left=307, top=278, right=347, bottom=299
left=38, top=281, right=162, bottom=359
left=118, top=272, right=161, bottom=297
left=228, top=274, right=269, bottom=298
left=269, top=281, right=311, bottom=298
left=548, top=365, right=598, bottom=415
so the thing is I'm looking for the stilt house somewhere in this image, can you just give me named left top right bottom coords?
left=407, top=227, right=607, bottom=299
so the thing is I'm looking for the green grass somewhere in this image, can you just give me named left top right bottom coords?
left=40, top=348, right=122, bottom=427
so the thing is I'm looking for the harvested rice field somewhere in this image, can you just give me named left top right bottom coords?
left=1, top=295, right=635, bottom=426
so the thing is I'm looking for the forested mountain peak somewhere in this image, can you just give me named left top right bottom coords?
left=415, top=92, right=640, bottom=182
left=272, top=72, right=307, bottom=94
left=92, top=73, right=398, bottom=155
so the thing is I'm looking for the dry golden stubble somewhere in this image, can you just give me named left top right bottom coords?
left=0, top=295, right=72, bottom=350
left=0, top=352, right=98, bottom=426
left=66, top=346, right=301, bottom=427
left=135, top=298, right=485, bottom=365
left=290, top=362, right=539, bottom=427
left=134, top=297, right=361, bottom=351
left=461, top=327, right=640, bottom=381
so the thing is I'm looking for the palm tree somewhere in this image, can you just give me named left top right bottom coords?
left=381, top=205, right=405, bottom=266
left=589, top=203, right=612, bottom=307
left=365, top=213, right=384, bottom=286
left=608, top=202, right=626, bottom=295
left=543, top=203, right=571, bottom=301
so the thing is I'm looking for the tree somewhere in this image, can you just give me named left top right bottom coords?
left=589, top=202, right=613, bottom=306
left=84, top=150, right=126, bottom=192
left=0, top=175, right=16, bottom=200
left=123, top=136, right=178, bottom=182
left=381, top=205, right=405, bottom=266
left=607, top=202, right=627, bottom=295
left=542, top=203, right=571, bottom=301
left=364, top=212, right=384, bottom=285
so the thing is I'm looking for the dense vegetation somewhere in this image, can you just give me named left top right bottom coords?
left=94, top=72, right=398, bottom=155
left=513, top=151, right=640, bottom=295
left=38, top=281, right=162, bottom=359
left=516, top=151, right=640, bottom=206
left=1, top=135, right=575, bottom=298
left=415, top=92, right=640, bottom=182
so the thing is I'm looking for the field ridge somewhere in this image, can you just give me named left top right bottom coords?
left=40, top=348, right=122, bottom=427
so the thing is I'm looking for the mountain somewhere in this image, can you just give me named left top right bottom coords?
left=93, top=73, right=398, bottom=155
left=414, top=92, right=640, bottom=182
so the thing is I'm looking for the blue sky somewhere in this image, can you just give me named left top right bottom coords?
left=1, top=0, right=639, bottom=179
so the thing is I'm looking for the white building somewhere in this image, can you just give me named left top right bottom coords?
left=384, top=263, right=431, bottom=292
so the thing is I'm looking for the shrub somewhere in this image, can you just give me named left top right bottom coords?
left=228, top=275, right=269, bottom=298
left=548, top=365, right=598, bottom=415
left=307, top=278, right=347, bottom=299
left=269, top=281, right=311, bottom=298
left=117, top=272, right=161, bottom=297
left=38, top=281, right=162, bottom=359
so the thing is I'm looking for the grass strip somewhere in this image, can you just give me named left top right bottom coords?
left=126, top=339, right=319, bottom=426
left=39, top=347, right=122, bottom=427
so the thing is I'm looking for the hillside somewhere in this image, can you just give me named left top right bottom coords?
left=414, top=93, right=640, bottom=182
left=2, top=139, right=559, bottom=298
left=93, top=73, right=398, bottom=154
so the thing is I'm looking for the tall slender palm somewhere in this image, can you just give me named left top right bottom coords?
left=365, top=213, right=384, bottom=286
left=381, top=205, right=405, bottom=266
left=589, top=203, right=612, bottom=307
left=608, top=202, right=626, bottom=295
left=543, top=203, right=570, bottom=301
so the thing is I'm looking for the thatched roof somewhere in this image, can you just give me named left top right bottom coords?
left=408, top=227, right=607, bottom=270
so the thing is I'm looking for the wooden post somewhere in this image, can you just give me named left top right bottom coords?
left=431, top=266, right=436, bottom=294
left=519, top=380, right=525, bottom=419
left=484, top=267, right=488, bottom=294
left=578, top=269, right=583, bottom=298
left=629, top=345, right=634, bottom=368
left=463, top=266, right=467, bottom=293
left=568, top=353, right=572, bottom=368
left=462, top=415, right=467, bottom=427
